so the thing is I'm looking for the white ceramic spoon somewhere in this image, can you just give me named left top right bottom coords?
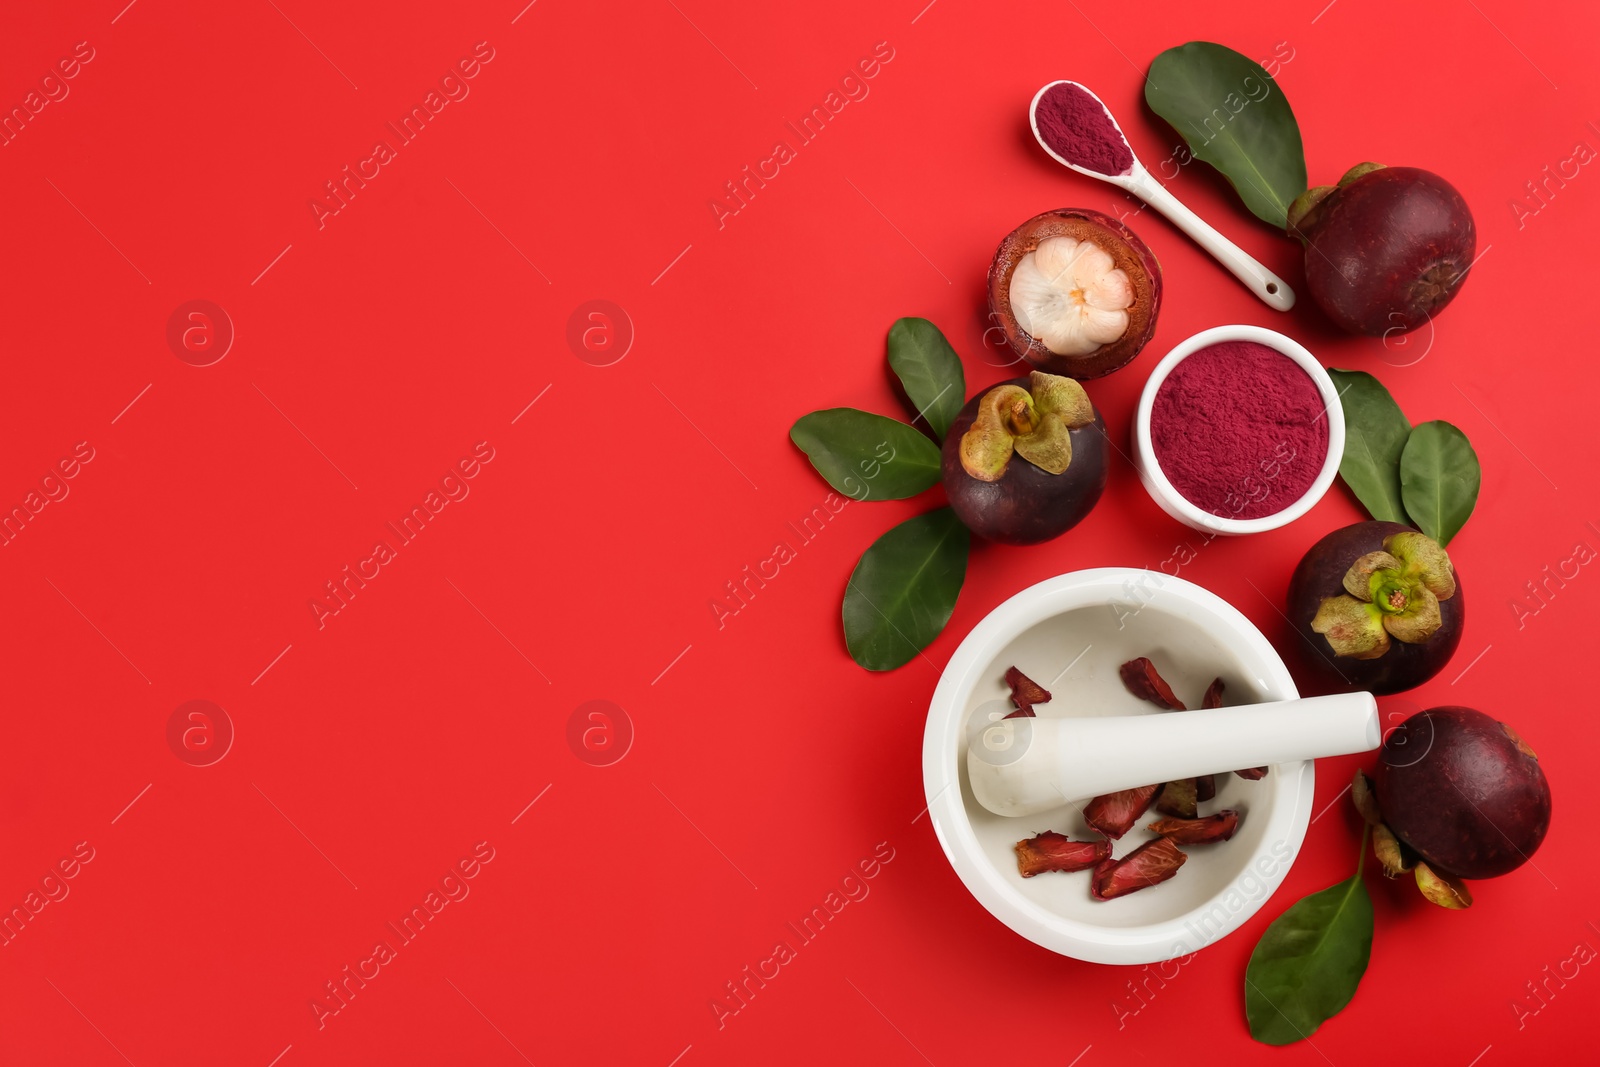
left=1030, top=80, right=1295, bottom=312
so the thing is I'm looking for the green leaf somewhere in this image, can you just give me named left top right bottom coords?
left=1327, top=369, right=1411, bottom=524
left=1400, top=421, right=1480, bottom=546
left=843, top=508, right=969, bottom=671
left=1245, top=868, right=1374, bottom=1045
left=1145, top=42, right=1308, bottom=229
left=887, top=317, right=965, bottom=440
left=790, top=409, right=941, bottom=501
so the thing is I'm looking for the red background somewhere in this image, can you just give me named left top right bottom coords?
left=2, top=0, right=1595, bottom=1063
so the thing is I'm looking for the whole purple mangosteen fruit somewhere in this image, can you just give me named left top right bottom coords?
left=1373, top=706, right=1551, bottom=879
left=1286, top=520, right=1464, bottom=695
left=940, top=372, right=1108, bottom=545
left=1288, top=164, right=1476, bottom=336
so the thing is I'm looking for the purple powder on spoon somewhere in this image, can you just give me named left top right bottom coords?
left=1035, top=82, right=1134, bottom=176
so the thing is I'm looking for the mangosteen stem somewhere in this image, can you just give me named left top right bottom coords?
left=1007, top=396, right=1037, bottom=436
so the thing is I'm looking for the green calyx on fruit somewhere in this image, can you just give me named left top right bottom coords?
left=1338, top=162, right=1387, bottom=187
left=958, top=371, right=1094, bottom=482
left=1285, top=186, right=1333, bottom=236
left=1502, top=721, right=1538, bottom=760
left=1414, top=861, right=1473, bottom=909
left=1286, top=163, right=1389, bottom=237
left=1311, top=532, right=1456, bottom=660
left=1372, top=823, right=1413, bottom=878
left=1361, top=779, right=1476, bottom=907
left=1351, top=770, right=1384, bottom=826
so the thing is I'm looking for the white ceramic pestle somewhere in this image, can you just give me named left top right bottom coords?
left=967, top=691, right=1379, bottom=818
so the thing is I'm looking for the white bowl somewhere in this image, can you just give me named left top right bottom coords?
left=921, top=568, right=1313, bottom=966
left=1133, top=325, right=1344, bottom=536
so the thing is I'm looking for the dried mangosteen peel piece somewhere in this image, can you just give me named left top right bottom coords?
left=957, top=372, right=1094, bottom=482
left=1003, top=666, right=1051, bottom=718
left=1414, top=861, right=1473, bottom=909
left=1091, top=836, right=1187, bottom=900
left=1014, top=830, right=1112, bottom=877
left=1155, top=778, right=1198, bottom=819
left=1148, top=810, right=1240, bottom=845
left=1084, top=784, right=1163, bottom=840
left=1312, top=532, right=1456, bottom=659
left=1118, top=657, right=1187, bottom=710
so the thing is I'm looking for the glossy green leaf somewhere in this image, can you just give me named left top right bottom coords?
left=1400, top=420, right=1480, bottom=546
left=790, top=409, right=941, bottom=501
left=1145, top=42, right=1308, bottom=229
left=1245, top=867, right=1373, bottom=1045
left=843, top=508, right=969, bottom=671
left=1328, top=369, right=1411, bottom=524
left=887, top=317, right=966, bottom=440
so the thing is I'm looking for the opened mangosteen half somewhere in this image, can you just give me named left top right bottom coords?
left=987, top=208, right=1161, bottom=379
